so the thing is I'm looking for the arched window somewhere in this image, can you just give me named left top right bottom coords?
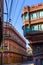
left=41, top=24, right=43, bottom=30
left=31, top=25, right=38, bottom=31
left=30, top=13, right=33, bottom=19
left=26, top=13, right=29, bottom=20
left=22, top=12, right=29, bottom=21
left=30, top=12, right=37, bottom=19
left=33, top=12, right=37, bottom=18
left=40, top=11, right=43, bottom=17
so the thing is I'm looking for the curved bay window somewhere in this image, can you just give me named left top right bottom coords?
left=23, top=24, right=43, bottom=33
left=22, top=25, right=30, bottom=33
left=30, top=12, right=37, bottom=19
left=22, top=10, right=43, bottom=21
left=30, top=10, right=43, bottom=20
left=31, top=24, right=43, bottom=31
left=22, top=12, right=29, bottom=21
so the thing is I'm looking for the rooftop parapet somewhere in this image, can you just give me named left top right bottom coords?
left=22, top=2, right=43, bottom=14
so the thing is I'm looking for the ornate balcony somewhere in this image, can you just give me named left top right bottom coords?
left=22, top=24, right=43, bottom=42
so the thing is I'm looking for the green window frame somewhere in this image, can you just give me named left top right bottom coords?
left=23, top=25, right=30, bottom=33
left=22, top=13, right=29, bottom=21
left=30, top=13, right=33, bottom=19
left=31, top=25, right=38, bottom=31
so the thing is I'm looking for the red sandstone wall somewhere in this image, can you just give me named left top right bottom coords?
left=0, top=22, right=27, bottom=64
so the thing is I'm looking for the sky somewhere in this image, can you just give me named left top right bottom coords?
left=4, top=0, right=43, bottom=47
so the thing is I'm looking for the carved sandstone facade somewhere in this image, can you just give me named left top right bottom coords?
left=22, top=2, right=43, bottom=65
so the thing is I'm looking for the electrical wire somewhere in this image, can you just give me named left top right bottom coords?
left=5, top=0, right=8, bottom=21
left=8, top=0, right=14, bottom=22
left=13, top=0, right=19, bottom=17
left=14, top=0, right=26, bottom=25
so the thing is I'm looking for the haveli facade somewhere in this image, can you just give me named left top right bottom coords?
left=21, top=2, right=43, bottom=65
left=0, top=22, right=27, bottom=64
